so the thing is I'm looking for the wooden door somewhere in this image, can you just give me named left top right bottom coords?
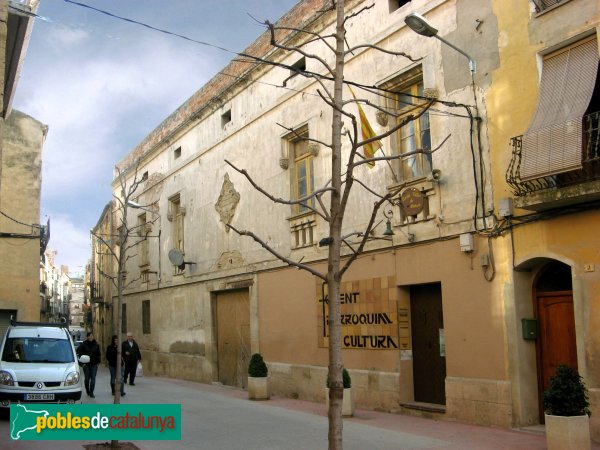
left=536, top=292, right=577, bottom=421
left=410, top=283, right=446, bottom=405
left=216, top=290, right=251, bottom=388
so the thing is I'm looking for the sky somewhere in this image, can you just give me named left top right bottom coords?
left=13, top=0, right=299, bottom=277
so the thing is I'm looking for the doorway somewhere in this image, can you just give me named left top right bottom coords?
left=216, top=289, right=251, bottom=389
left=410, top=283, right=446, bottom=405
left=534, top=261, right=576, bottom=422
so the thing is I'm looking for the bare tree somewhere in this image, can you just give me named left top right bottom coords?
left=90, top=163, right=156, bottom=449
left=224, top=2, right=447, bottom=449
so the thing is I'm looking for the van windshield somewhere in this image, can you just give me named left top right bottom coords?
left=1, top=337, right=74, bottom=363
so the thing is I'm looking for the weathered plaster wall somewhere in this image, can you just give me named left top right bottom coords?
left=0, top=110, right=46, bottom=321
left=488, top=0, right=600, bottom=437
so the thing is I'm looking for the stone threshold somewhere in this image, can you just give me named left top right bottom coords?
left=400, top=401, right=446, bottom=413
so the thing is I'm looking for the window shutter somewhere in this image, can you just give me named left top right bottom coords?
left=520, top=38, right=599, bottom=180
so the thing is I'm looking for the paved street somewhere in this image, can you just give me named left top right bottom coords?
left=1, top=367, right=597, bottom=449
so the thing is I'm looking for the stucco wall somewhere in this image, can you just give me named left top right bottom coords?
left=0, top=110, right=46, bottom=321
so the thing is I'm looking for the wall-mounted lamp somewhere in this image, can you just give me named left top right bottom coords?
left=382, top=209, right=394, bottom=237
left=404, top=13, right=476, bottom=75
left=318, top=237, right=334, bottom=247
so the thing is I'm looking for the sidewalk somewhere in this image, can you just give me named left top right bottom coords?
left=2, top=368, right=599, bottom=449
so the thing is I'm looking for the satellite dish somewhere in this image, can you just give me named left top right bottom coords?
left=168, top=249, right=186, bottom=270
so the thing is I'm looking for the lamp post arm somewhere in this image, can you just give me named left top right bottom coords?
left=434, top=35, right=476, bottom=74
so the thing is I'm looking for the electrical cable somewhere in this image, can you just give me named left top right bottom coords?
left=0, top=210, right=41, bottom=229
left=63, top=0, right=237, bottom=56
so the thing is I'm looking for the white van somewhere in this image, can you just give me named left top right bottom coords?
left=0, top=320, right=86, bottom=407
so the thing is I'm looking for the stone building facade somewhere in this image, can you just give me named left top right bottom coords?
left=101, top=0, right=600, bottom=439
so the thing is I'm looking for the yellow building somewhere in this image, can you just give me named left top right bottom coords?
left=489, top=0, right=600, bottom=439
left=90, top=202, right=116, bottom=352
left=0, top=0, right=44, bottom=332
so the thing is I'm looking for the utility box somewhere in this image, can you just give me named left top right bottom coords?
left=521, top=318, right=538, bottom=340
left=459, top=233, right=474, bottom=252
left=499, top=198, right=513, bottom=218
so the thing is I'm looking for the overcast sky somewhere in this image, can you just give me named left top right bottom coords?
left=14, top=0, right=298, bottom=276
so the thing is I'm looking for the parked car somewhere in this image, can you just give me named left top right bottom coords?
left=0, top=320, right=86, bottom=407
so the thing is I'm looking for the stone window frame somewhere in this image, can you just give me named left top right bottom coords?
left=380, top=66, right=433, bottom=183
left=168, top=192, right=186, bottom=275
left=136, top=212, right=150, bottom=268
left=142, top=299, right=151, bottom=334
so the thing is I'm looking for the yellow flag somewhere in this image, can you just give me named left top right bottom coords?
left=349, top=87, right=382, bottom=168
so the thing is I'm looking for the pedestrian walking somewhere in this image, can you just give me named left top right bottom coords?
left=77, top=332, right=101, bottom=398
left=106, top=335, right=126, bottom=396
left=121, top=332, right=142, bottom=386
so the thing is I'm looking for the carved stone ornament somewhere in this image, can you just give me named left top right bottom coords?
left=215, top=173, right=240, bottom=232
left=279, top=157, right=289, bottom=170
left=213, top=250, right=245, bottom=270
left=376, top=111, right=389, bottom=127
left=308, top=143, right=320, bottom=156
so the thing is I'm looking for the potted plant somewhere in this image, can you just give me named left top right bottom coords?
left=247, top=353, right=269, bottom=400
left=543, top=364, right=591, bottom=450
left=326, top=368, right=354, bottom=417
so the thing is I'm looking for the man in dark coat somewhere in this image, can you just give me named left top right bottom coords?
left=106, top=335, right=125, bottom=396
left=77, top=332, right=101, bottom=397
left=121, top=332, right=142, bottom=385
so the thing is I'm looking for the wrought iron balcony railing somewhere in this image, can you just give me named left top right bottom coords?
left=506, top=111, right=600, bottom=196
left=90, top=281, right=104, bottom=302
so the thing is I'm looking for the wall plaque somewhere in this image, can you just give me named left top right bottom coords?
left=400, top=187, right=424, bottom=216
left=317, top=277, right=400, bottom=350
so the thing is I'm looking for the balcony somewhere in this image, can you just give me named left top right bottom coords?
left=506, top=111, right=600, bottom=211
left=90, top=281, right=104, bottom=302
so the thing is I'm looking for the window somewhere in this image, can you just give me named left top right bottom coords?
left=221, top=109, right=231, bottom=128
left=141, top=171, right=148, bottom=181
left=290, top=57, right=306, bottom=77
left=389, top=0, right=410, bottom=12
left=141, top=270, right=150, bottom=283
left=137, top=213, right=149, bottom=267
left=168, top=194, right=185, bottom=274
left=122, top=304, right=127, bottom=334
left=142, top=300, right=151, bottom=334
left=288, top=127, right=314, bottom=215
left=385, top=71, right=432, bottom=181
left=532, top=0, right=568, bottom=13
left=174, top=147, right=181, bottom=159
left=520, top=37, right=599, bottom=181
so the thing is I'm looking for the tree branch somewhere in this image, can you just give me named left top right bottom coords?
left=227, top=224, right=326, bottom=280
left=266, top=20, right=335, bottom=76
left=352, top=133, right=451, bottom=168
left=225, top=159, right=333, bottom=220
left=340, top=195, right=392, bottom=276
left=276, top=123, right=332, bottom=149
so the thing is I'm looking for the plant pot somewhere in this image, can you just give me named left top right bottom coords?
left=545, top=413, right=591, bottom=450
left=325, top=388, right=355, bottom=417
left=248, top=376, right=269, bottom=400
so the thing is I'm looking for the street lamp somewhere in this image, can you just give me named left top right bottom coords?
left=404, top=13, right=476, bottom=75
left=126, top=200, right=162, bottom=285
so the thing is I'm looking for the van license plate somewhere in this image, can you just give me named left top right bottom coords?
left=25, top=393, right=55, bottom=400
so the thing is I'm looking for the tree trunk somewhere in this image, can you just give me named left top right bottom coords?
left=111, top=199, right=128, bottom=448
left=328, top=2, right=346, bottom=449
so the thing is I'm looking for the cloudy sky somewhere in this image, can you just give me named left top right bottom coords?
left=14, top=0, right=298, bottom=276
